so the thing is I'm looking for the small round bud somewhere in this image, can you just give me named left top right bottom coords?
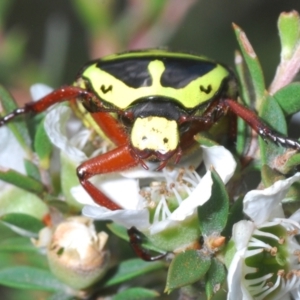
left=47, top=216, right=109, bottom=290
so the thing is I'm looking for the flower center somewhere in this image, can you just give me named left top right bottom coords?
left=244, top=222, right=300, bottom=299
left=140, top=167, right=201, bottom=224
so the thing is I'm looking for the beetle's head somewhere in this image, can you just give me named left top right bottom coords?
left=123, top=97, right=191, bottom=165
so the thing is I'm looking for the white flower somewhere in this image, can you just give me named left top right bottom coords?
left=77, top=145, right=236, bottom=235
left=43, top=99, right=237, bottom=242
left=227, top=173, right=300, bottom=300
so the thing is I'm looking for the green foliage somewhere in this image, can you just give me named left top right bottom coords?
left=198, top=169, right=229, bottom=235
left=0, top=5, right=300, bottom=300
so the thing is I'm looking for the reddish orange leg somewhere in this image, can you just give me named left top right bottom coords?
left=0, top=86, right=97, bottom=125
left=224, top=99, right=300, bottom=149
left=77, top=144, right=139, bottom=210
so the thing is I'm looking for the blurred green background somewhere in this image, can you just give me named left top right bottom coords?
left=1, top=0, right=300, bottom=299
left=2, top=0, right=300, bottom=100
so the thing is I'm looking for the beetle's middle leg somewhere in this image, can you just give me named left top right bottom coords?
left=77, top=144, right=139, bottom=210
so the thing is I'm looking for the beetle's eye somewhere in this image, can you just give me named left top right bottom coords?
left=179, top=122, right=191, bottom=134
left=119, top=115, right=134, bottom=129
left=100, top=84, right=113, bottom=94
left=199, top=84, right=212, bottom=94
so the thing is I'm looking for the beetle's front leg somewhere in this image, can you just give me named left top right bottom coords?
left=223, top=98, right=300, bottom=149
left=77, top=144, right=139, bottom=210
left=0, top=86, right=97, bottom=125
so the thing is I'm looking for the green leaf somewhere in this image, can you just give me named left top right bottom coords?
left=273, top=82, right=300, bottom=116
left=34, top=119, right=53, bottom=169
left=282, top=153, right=300, bottom=173
left=233, top=24, right=265, bottom=109
left=107, top=222, right=129, bottom=241
left=198, top=169, right=229, bottom=235
left=234, top=51, right=253, bottom=155
left=0, top=85, right=31, bottom=152
left=261, top=165, right=284, bottom=188
left=112, top=287, right=159, bottom=300
left=278, top=11, right=300, bottom=60
left=24, top=159, right=41, bottom=182
left=47, top=291, right=74, bottom=300
left=194, top=134, right=219, bottom=147
left=0, top=168, right=45, bottom=195
left=1, top=213, right=44, bottom=236
left=0, top=236, right=37, bottom=252
left=60, top=153, right=82, bottom=211
left=258, top=94, right=287, bottom=165
left=222, top=196, right=243, bottom=239
left=104, top=258, right=165, bottom=287
left=0, top=266, right=65, bottom=291
left=0, top=186, right=49, bottom=220
left=205, top=258, right=226, bottom=300
left=166, top=249, right=211, bottom=292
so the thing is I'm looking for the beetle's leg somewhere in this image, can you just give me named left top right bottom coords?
left=91, top=112, right=128, bottom=146
left=0, top=86, right=97, bottom=126
left=77, top=144, right=139, bottom=210
left=127, top=227, right=167, bottom=261
left=223, top=98, right=300, bottom=149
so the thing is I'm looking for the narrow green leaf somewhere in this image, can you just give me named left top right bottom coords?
left=0, top=85, right=31, bottom=151
left=205, top=258, right=226, bottom=299
left=233, top=24, right=265, bottom=108
left=24, top=159, right=41, bottom=182
left=234, top=50, right=252, bottom=107
left=273, top=82, right=300, bottom=116
left=234, top=51, right=252, bottom=155
left=194, top=134, right=219, bottom=147
left=1, top=213, right=44, bottom=235
left=113, top=287, right=159, bottom=300
left=34, top=119, right=53, bottom=169
left=107, top=222, right=129, bottom=241
left=0, top=266, right=65, bottom=291
left=104, top=258, right=165, bottom=287
left=198, top=169, right=229, bottom=235
left=0, top=236, right=37, bottom=252
left=278, top=11, right=300, bottom=60
left=222, top=196, right=243, bottom=239
left=258, top=94, right=287, bottom=165
left=166, top=250, right=211, bottom=292
left=0, top=168, right=45, bottom=195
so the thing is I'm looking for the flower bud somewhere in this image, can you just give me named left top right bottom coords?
left=47, top=216, right=109, bottom=290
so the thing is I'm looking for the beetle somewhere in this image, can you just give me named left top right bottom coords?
left=1, top=49, right=300, bottom=259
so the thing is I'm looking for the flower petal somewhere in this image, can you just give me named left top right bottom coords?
left=30, top=83, right=53, bottom=101
left=82, top=205, right=150, bottom=229
left=170, top=170, right=213, bottom=220
left=0, top=126, right=27, bottom=175
left=72, top=174, right=142, bottom=210
left=202, top=145, right=236, bottom=184
left=44, top=105, right=88, bottom=162
left=244, top=173, right=300, bottom=225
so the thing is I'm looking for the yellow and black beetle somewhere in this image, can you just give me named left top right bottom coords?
left=1, top=49, right=300, bottom=211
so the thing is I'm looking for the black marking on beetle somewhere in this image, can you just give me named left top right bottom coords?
left=200, top=84, right=212, bottom=94
left=97, top=59, right=152, bottom=88
left=161, top=59, right=216, bottom=88
left=100, top=84, right=113, bottom=94
left=163, top=137, right=169, bottom=143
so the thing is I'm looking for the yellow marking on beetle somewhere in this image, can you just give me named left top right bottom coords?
left=82, top=60, right=229, bottom=110
left=131, top=117, right=179, bottom=154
